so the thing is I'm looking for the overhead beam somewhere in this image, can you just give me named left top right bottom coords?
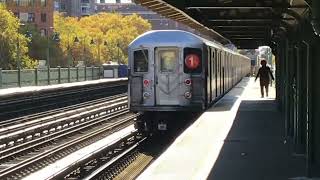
left=208, top=18, right=295, bottom=22
left=224, top=33, right=267, bottom=36
left=230, top=37, right=266, bottom=40
left=222, top=30, right=267, bottom=33
left=228, top=35, right=266, bottom=37
left=206, top=21, right=274, bottom=27
left=166, top=12, right=181, bottom=18
left=213, top=25, right=270, bottom=28
left=225, top=33, right=269, bottom=37
left=185, top=5, right=308, bottom=10
left=231, top=40, right=269, bottom=46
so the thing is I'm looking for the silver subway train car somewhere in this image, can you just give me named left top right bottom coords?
left=128, top=30, right=250, bottom=132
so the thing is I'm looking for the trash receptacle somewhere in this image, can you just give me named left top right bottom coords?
left=118, top=64, right=128, bottom=77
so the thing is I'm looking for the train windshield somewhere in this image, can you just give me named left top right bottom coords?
left=159, top=50, right=177, bottom=73
left=133, top=50, right=148, bottom=72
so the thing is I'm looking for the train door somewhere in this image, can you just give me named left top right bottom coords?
left=211, top=48, right=216, bottom=100
left=207, top=47, right=212, bottom=105
left=228, top=54, right=231, bottom=88
left=214, top=49, right=218, bottom=98
left=232, top=55, right=235, bottom=86
left=216, top=50, right=219, bottom=97
left=226, top=53, right=229, bottom=90
left=219, top=51, right=222, bottom=96
left=155, top=47, right=180, bottom=105
left=222, top=52, right=225, bottom=94
left=130, top=48, right=155, bottom=106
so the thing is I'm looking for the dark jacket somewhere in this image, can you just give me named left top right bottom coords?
left=255, top=66, right=274, bottom=85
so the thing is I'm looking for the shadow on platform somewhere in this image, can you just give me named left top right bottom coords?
left=208, top=100, right=305, bottom=180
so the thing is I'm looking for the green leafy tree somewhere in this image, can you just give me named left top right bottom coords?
left=21, top=24, right=63, bottom=67
left=54, top=12, right=151, bottom=66
left=0, top=4, right=37, bottom=69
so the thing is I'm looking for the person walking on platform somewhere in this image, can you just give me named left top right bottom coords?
left=255, top=59, right=274, bottom=98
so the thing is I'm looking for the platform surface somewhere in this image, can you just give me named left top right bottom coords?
left=0, top=78, right=127, bottom=97
left=138, top=77, right=305, bottom=180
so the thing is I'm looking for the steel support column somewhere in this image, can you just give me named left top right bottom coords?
left=302, top=40, right=312, bottom=177
left=275, top=43, right=280, bottom=104
left=284, top=39, right=291, bottom=137
left=311, top=38, right=320, bottom=176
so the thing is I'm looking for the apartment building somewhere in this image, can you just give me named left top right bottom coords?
left=1, top=0, right=54, bottom=35
left=54, top=0, right=95, bottom=17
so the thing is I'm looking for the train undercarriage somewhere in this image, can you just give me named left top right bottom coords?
left=134, top=111, right=199, bottom=134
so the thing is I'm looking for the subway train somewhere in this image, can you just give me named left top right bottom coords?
left=128, top=30, right=250, bottom=133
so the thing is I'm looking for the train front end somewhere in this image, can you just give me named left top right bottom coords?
left=128, top=31, right=205, bottom=132
left=128, top=32, right=205, bottom=111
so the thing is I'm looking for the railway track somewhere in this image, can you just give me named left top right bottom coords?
left=44, top=130, right=146, bottom=180
left=58, top=133, right=170, bottom=180
left=84, top=113, right=200, bottom=180
left=0, top=95, right=128, bottom=147
left=0, top=80, right=127, bottom=120
left=83, top=136, right=151, bottom=180
left=0, top=93, right=127, bottom=129
left=58, top=113, right=200, bottom=180
left=0, top=95, right=135, bottom=179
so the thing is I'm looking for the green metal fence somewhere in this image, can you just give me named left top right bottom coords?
left=0, top=67, right=103, bottom=89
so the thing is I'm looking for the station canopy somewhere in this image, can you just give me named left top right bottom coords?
left=134, top=0, right=311, bottom=49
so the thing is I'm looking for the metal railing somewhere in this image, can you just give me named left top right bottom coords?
left=0, top=67, right=103, bottom=89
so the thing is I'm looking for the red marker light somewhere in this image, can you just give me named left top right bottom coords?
left=185, top=54, right=200, bottom=70
left=143, top=79, right=150, bottom=87
left=184, top=79, right=192, bottom=86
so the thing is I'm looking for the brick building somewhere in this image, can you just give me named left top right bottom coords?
left=1, top=0, right=54, bottom=35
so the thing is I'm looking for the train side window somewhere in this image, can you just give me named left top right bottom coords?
left=133, top=50, right=148, bottom=73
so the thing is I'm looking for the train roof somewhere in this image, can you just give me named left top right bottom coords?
left=129, top=30, right=221, bottom=48
left=129, top=30, right=249, bottom=59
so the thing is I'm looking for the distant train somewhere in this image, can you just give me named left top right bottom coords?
left=128, top=30, right=250, bottom=133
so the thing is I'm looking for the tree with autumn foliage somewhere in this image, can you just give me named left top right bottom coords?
left=54, top=12, right=151, bottom=66
left=0, top=4, right=37, bottom=69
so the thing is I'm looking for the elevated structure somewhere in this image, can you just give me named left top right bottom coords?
left=95, top=2, right=195, bottom=32
left=134, top=0, right=320, bottom=177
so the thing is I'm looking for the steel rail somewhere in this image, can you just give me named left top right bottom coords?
left=0, top=81, right=127, bottom=120
left=0, top=97, right=128, bottom=143
left=0, top=93, right=127, bottom=128
left=84, top=136, right=147, bottom=180
left=0, top=107, right=129, bottom=162
left=0, top=112, right=137, bottom=179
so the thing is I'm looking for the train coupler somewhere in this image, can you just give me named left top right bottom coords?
left=157, top=121, right=167, bottom=131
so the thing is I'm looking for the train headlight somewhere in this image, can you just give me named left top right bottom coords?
left=184, top=79, right=192, bottom=86
left=185, top=54, right=200, bottom=70
left=143, top=92, right=151, bottom=99
left=184, top=91, right=192, bottom=99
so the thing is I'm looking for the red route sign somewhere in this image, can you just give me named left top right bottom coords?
left=185, top=54, right=200, bottom=70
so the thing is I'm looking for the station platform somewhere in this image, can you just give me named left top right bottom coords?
left=0, top=78, right=127, bottom=97
left=138, top=77, right=305, bottom=180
